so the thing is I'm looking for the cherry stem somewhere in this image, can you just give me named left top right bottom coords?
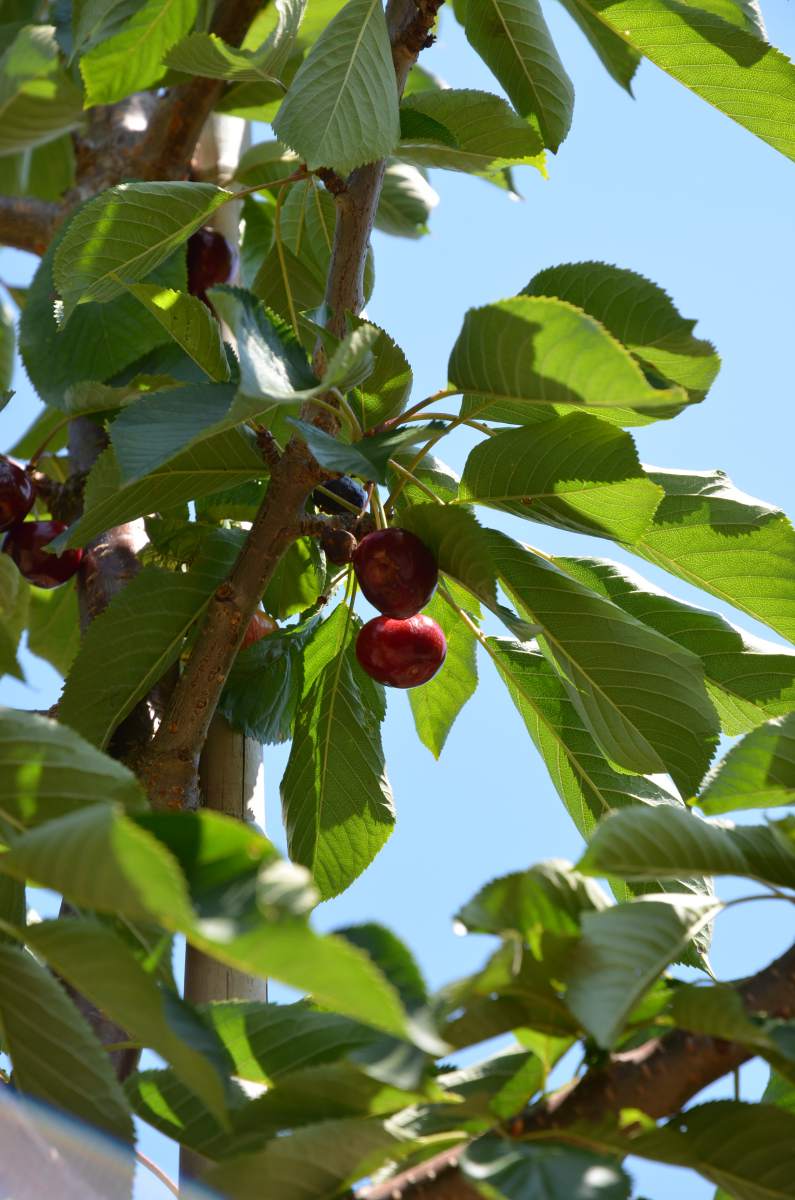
left=232, top=166, right=308, bottom=203
left=381, top=387, right=460, bottom=430
left=387, top=458, right=442, bottom=505
left=26, top=414, right=72, bottom=470
left=329, top=387, right=363, bottom=439
left=370, top=488, right=388, bottom=530
left=135, top=1150, right=179, bottom=1198
left=273, top=182, right=299, bottom=336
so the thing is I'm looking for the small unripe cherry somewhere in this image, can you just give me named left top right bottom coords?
left=353, top=528, right=438, bottom=618
left=2, top=520, right=82, bottom=588
left=0, top=457, right=35, bottom=532
left=313, top=476, right=367, bottom=516
left=187, top=227, right=239, bottom=301
left=241, top=610, right=278, bottom=650
left=321, top=527, right=357, bottom=565
left=356, top=614, right=446, bottom=689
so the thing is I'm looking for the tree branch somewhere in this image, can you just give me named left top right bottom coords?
left=138, top=0, right=444, bottom=808
left=0, top=196, right=61, bottom=255
left=138, top=441, right=323, bottom=808
left=360, top=941, right=795, bottom=1200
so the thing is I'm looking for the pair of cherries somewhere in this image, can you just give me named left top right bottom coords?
left=353, top=528, right=446, bottom=690
left=0, top=457, right=82, bottom=588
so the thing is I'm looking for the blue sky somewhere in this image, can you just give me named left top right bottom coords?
left=2, top=4, right=795, bottom=1196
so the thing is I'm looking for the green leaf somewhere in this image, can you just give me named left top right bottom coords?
left=0, top=25, right=84, bottom=156
left=54, top=181, right=228, bottom=320
left=0, top=297, right=13, bottom=390
left=524, top=262, right=720, bottom=404
left=555, top=555, right=795, bottom=737
left=72, top=0, right=148, bottom=55
left=287, top=418, right=444, bottom=486
left=457, top=0, right=574, bottom=151
left=461, top=1134, right=631, bottom=1200
left=164, top=32, right=283, bottom=85
left=240, top=194, right=275, bottom=287
left=57, top=433, right=264, bottom=550
left=450, top=297, right=689, bottom=426
left=0, top=552, right=27, bottom=682
left=262, top=537, right=325, bottom=619
left=203, top=998, right=399, bottom=1083
left=375, top=162, right=439, bottom=238
left=631, top=1100, right=795, bottom=1199
left=123, top=284, right=230, bottom=381
left=203, top=1115, right=402, bottom=1200
left=409, top=585, right=478, bottom=758
left=281, top=605, right=395, bottom=899
left=484, top=637, right=713, bottom=929
left=219, top=615, right=320, bottom=744
left=333, top=923, right=428, bottom=1011
left=59, top=536, right=239, bottom=748
left=273, top=0, right=400, bottom=175
left=27, top=579, right=81, bottom=676
left=458, top=414, right=663, bottom=543
left=0, top=707, right=145, bottom=831
left=0, top=874, right=24, bottom=943
left=126, top=1067, right=246, bottom=1159
left=398, top=504, right=498, bottom=610
left=25, top=917, right=229, bottom=1119
left=571, top=0, right=795, bottom=162
left=211, top=284, right=319, bottom=399
left=0, top=805, right=409, bottom=1036
left=698, top=715, right=795, bottom=814
left=634, top=468, right=795, bottom=646
left=110, top=381, right=238, bottom=481
left=80, top=0, right=198, bottom=106
left=0, top=943, right=134, bottom=1142
left=563, top=894, right=720, bottom=1046
left=8, top=405, right=68, bottom=459
left=578, top=804, right=795, bottom=889
left=19, top=226, right=185, bottom=408
left=350, top=319, right=412, bottom=430
left=399, top=89, right=544, bottom=177
left=456, top=860, right=609, bottom=946
left=489, top=531, right=720, bottom=795
left=670, top=982, right=773, bottom=1050
left=554, top=0, right=639, bottom=90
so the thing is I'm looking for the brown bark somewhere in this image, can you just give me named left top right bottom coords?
left=360, top=941, right=795, bottom=1200
left=0, top=196, right=60, bottom=255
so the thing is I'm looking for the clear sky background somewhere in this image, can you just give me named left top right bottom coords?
left=1, top=4, right=795, bottom=1196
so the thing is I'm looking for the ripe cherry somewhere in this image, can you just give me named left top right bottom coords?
left=313, top=476, right=367, bottom=516
left=356, top=614, right=446, bottom=689
left=241, top=610, right=278, bottom=650
left=0, top=456, right=35, bottom=532
left=353, top=528, right=438, bottom=618
left=187, top=227, right=239, bottom=302
left=2, top=521, right=83, bottom=588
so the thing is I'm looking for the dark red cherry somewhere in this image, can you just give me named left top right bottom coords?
left=356, top=614, right=446, bottom=689
left=241, top=610, right=278, bottom=650
left=0, top=457, right=35, bottom=532
left=2, top=521, right=82, bottom=588
left=187, top=227, right=239, bottom=301
left=353, top=528, right=438, bottom=618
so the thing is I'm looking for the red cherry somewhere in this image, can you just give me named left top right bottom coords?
left=187, top=227, right=239, bottom=301
left=241, top=610, right=278, bottom=650
left=2, top=521, right=83, bottom=588
left=0, top=457, right=35, bottom=532
left=356, top=614, right=446, bottom=689
left=352, top=528, right=438, bottom=618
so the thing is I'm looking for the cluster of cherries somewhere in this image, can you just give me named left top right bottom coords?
left=353, top=527, right=446, bottom=689
left=315, top=477, right=447, bottom=688
left=0, top=457, right=82, bottom=588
